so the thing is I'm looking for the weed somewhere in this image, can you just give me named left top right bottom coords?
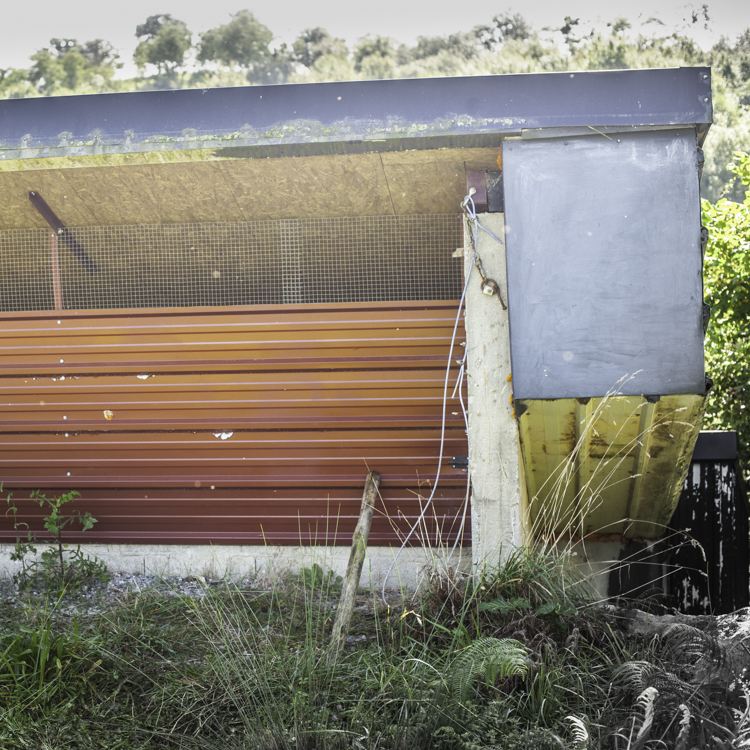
left=297, top=562, right=343, bottom=596
left=0, top=610, right=94, bottom=709
left=0, top=550, right=742, bottom=749
left=5, top=489, right=109, bottom=593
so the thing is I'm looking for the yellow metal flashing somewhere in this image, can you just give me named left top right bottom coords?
left=517, top=393, right=706, bottom=540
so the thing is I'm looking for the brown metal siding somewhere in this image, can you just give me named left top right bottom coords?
left=0, top=301, right=469, bottom=545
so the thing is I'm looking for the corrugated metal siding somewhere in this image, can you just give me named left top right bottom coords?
left=668, top=454, right=749, bottom=615
left=0, top=301, right=469, bottom=545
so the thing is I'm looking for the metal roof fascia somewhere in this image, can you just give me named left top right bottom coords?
left=0, top=67, right=712, bottom=160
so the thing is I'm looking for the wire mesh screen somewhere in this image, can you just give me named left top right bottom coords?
left=0, top=215, right=463, bottom=312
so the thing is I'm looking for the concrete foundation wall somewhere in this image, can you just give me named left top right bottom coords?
left=0, top=543, right=472, bottom=589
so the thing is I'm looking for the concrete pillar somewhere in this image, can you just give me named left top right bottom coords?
left=463, top=213, right=527, bottom=571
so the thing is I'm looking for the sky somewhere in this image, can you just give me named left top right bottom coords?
left=1, top=0, right=749, bottom=77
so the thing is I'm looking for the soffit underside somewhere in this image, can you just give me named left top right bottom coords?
left=0, top=147, right=501, bottom=229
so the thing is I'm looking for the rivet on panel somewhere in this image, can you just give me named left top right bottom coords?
left=67, top=472, right=71, bottom=476
left=63, top=415, right=67, bottom=420
left=60, top=359, right=64, bottom=363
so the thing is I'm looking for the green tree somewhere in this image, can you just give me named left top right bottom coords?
left=0, top=67, right=35, bottom=99
left=407, top=32, right=481, bottom=62
left=197, top=11, right=293, bottom=84
left=354, top=35, right=396, bottom=78
left=702, top=152, right=750, bottom=475
left=26, top=38, right=120, bottom=95
left=134, top=14, right=192, bottom=76
left=474, top=12, right=532, bottom=51
left=255, top=46, right=295, bottom=84
left=198, top=11, right=270, bottom=70
left=292, top=27, right=348, bottom=69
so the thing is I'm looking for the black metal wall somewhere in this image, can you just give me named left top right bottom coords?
left=668, top=431, right=749, bottom=615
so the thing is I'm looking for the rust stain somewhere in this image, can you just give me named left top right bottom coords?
left=522, top=395, right=704, bottom=540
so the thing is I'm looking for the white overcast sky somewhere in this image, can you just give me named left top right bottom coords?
left=1, top=0, right=749, bottom=77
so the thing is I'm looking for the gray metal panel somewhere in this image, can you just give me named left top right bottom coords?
left=503, top=128, right=704, bottom=399
left=0, top=67, right=711, bottom=161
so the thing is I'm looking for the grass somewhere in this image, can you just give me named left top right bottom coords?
left=0, top=549, right=745, bottom=749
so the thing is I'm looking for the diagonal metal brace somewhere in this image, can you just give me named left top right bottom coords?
left=28, top=191, right=98, bottom=275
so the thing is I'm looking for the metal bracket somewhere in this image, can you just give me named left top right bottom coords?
left=465, top=170, right=504, bottom=213
left=513, top=400, right=529, bottom=419
left=451, top=456, right=469, bottom=470
left=466, top=171, right=488, bottom=213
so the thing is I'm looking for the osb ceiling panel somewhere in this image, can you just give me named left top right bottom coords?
left=217, top=153, right=394, bottom=220
left=0, top=171, right=97, bottom=229
left=380, top=147, right=500, bottom=166
left=62, top=162, right=246, bottom=225
left=382, top=161, right=466, bottom=216
left=0, top=147, right=501, bottom=228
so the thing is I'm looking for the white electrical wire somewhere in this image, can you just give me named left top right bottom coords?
left=379, top=254, right=475, bottom=604
left=462, top=193, right=504, bottom=245
left=379, top=195, right=504, bottom=603
left=447, top=351, right=471, bottom=565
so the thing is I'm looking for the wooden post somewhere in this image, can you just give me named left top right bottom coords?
left=50, top=229, right=63, bottom=310
left=328, top=470, right=381, bottom=663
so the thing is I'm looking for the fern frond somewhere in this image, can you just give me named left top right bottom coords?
left=661, top=622, right=724, bottom=672
left=451, top=637, right=529, bottom=701
left=730, top=686, right=750, bottom=748
left=613, top=659, right=693, bottom=708
left=674, top=703, right=691, bottom=750
left=612, top=660, right=655, bottom=693
left=565, top=714, right=589, bottom=748
left=632, top=686, right=658, bottom=750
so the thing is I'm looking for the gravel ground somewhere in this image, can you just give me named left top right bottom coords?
left=0, top=572, right=407, bottom=621
left=0, top=573, right=260, bottom=619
